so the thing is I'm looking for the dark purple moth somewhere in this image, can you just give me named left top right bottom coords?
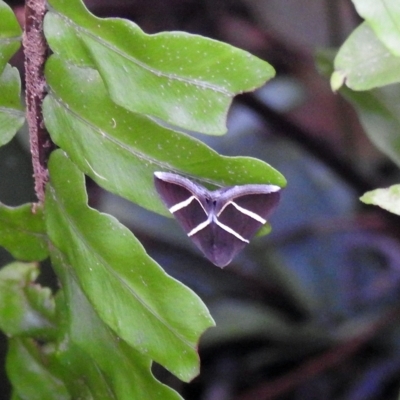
left=154, top=172, right=281, bottom=268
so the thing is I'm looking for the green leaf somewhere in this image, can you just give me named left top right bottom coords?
left=51, top=259, right=183, bottom=399
left=318, top=49, right=400, bottom=167
left=360, top=184, right=400, bottom=215
left=255, top=222, right=272, bottom=237
left=341, top=85, right=400, bottom=167
left=332, top=22, right=400, bottom=90
left=6, top=338, right=70, bottom=400
left=0, top=64, right=25, bottom=146
left=45, top=150, right=215, bottom=381
left=45, top=0, right=275, bottom=134
left=49, top=292, right=118, bottom=400
left=0, top=262, right=56, bottom=337
left=352, top=0, right=400, bottom=56
left=0, top=203, right=49, bottom=261
left=43, top=56, right=285, bottom=217
left=53, top=339, right=120, bottom=400
left=0, top=0, right=22, bottom=73
left=53, top=340, right=116, bottom=400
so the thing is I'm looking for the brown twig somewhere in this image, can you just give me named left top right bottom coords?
left=23, top=0, right=52, bottom=204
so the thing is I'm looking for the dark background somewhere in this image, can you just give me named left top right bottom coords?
left=2, top=1, right=400, bottom=399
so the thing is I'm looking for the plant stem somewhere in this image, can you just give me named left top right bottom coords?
left=23, top=0, right=52, bottom=204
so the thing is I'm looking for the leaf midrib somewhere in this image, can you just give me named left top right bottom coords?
left=49, top=9, right=233, bottom=96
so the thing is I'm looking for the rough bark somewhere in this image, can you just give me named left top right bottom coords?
left=23, top=0, right=52, bottom=204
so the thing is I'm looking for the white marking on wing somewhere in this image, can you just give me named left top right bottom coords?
left=169, top=195, right=198, bottom=213
left=227, top=201, right=267, bottom=224
left=188, top=217, right=212, bottom=236
left=214, top=216, right=249, bottom=243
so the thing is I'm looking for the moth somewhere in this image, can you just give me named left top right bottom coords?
left=154, top=172, right=281, bottom=268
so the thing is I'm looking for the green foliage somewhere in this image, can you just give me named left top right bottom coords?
left=0, top=64, right=24, bottom=146
left=46, top=150, right=213, bottom=380
left=0, top=0, right=24, bottom=146
left=344, top=86, right=400, bottom=168
left=0, top=203, right=48, bottom=261
left=0, top=262, right=55, bottom=338
left=44, top=0, right=275, bottom=134
left=0, top=0, right=22, bottom=73
left=6, top=337, right=70, bottom=400
left=332, top=0, right=400, bottom=91
left=331, top=0, right=400, bottom=214
left=331, top=23, right=400, bottom=91
left=52, top=262, right=184, bottom=399
left=352, top=0, right=400, bottom=56
left=0, top=0, right=285, bottom=397
left=360, top=185, right=400, bottom=215
left=44, top=56, right=284, bottom=215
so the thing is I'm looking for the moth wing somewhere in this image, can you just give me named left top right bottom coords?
left=210, top=185, right=281, bottom=266
left=154, top=172, right=210, bottom=237
left=155, top=174, right=282, bottom=268
left=217, top=185, right=281, bottom=239
left=196, top=224, right=248, bottom=268
left=190, top=185, right=281, bottom=268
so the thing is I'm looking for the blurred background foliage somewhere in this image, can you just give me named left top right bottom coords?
left=2, top=0, right=400, bottom=399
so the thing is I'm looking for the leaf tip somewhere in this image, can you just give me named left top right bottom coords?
left=330, top=70, right=346, bottom=92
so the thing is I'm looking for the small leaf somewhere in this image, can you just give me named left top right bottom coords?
left=0, top=64, right=25, bottom=146
left=319, top=48, right=400, bottom=168
left=51, top=258, right=183, bottom=399
left=43, top=56, right=285, bottom=216
left=255, top=222, right=272, bottom=237
left=0, top=0, right=22, bottom=73
left=0, top=203, right=48, bottom=261
left=45, top=0, right=275, bottom=134
left=343, top=86, right=400, bottom=167
left=6, top=338, right=70, bottom=400
left=0, top=262, right=56, bottom=337
left=330, top=70, right=346, bottom=92
left=360, top=185, right=400, bottom=215
left=333, top=22, right=400, bottom=90
left=45, top=150, right=215, bottom=381
left=352, top=0, right=400, bottom=56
